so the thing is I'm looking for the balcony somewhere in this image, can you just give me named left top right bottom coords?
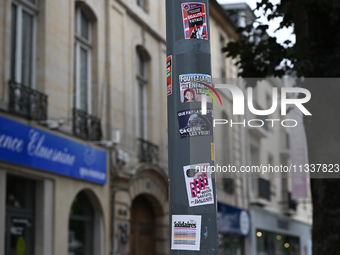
left=250, top=178, right=271, bottom=207
left=73, top=108, right=102, bottom=141
left=137, top=138, right=159, bottom=165
left=8, top=81, right=48, bottom=121
left=282, top=192, right=297, bottom=216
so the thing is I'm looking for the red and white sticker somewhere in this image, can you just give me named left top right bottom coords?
left=167, top=55, right=172, bottom=96
left=182, top=3, right=208, bottom=40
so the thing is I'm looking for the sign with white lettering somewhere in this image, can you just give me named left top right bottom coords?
left=217, top=202, right=250, bottom=236
left=0, top=116, right=106, bottom=184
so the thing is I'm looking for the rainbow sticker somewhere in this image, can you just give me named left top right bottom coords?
left=171, top=215, right=202, bottom=251
left=174, top=227, right=196, bottom=245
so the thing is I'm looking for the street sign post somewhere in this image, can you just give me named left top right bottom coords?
left=166, top=1, right=219, bottom=254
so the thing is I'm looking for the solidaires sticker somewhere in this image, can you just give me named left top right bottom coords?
left=171, top=215, right=202, bottom=251
left=183, top=163, right=214, bottom=207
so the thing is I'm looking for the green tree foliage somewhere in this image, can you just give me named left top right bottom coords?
left=223, top=1, right=340, bottom=254
left=223, top=0, right=340, bottom=78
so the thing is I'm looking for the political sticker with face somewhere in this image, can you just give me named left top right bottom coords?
left=171, top=215, right=202, bottom=250
left=177, top=108, right=213, bottom=139
left=179, top=74, right=213, bottom=103
left=183, top=163, right=214, bottom=207
left=167, top=55, right=172, bottom=96
left=182, top=3, right=208, bottom=40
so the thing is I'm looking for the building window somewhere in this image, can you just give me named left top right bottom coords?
left=136, top=47, right=150, bottom=140
left=73, top=4, right=102, bottom=141
left=250, top=145, right=259, bottom=198
left=137, top=0, right=148, bottom=12
left=220, top=36, right=227, bottom=79
left=221, top=111, right=231, bottom=165
left=11, top=0, right=37, bottom=87
left=220, top=111, right=235, bottom=194
left=74, top=5, right=92, bottom=113
left=223, top=178, right=235, bottom=195
left=68, top=191, right=94, bottom=255
left=259, top=178, right=271, bottom=201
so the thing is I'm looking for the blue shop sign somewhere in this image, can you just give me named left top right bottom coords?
left=0, top=116, right=106, bottom=184
left=218, top=202, right=250, bottom=236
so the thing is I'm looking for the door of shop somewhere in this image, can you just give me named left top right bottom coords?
left=6, top=210, right=34, bottom=255
left=5, top=175, right=35, bottom=255
left=130, top=195, right=155, bottom=255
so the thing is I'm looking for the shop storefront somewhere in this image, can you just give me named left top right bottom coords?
left=217, top=202, right=251, bottom=255
left=256, top=229, right=300, bottom=255
left=250, top=206, right=311, bottom=255
left=0, top=115, right=110, bottom=255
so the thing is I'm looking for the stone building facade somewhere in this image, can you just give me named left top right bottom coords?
left=0, top=0, right=312, bottom=254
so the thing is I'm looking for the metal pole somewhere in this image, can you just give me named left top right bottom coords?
left=166, top=1, right=219, bottom=254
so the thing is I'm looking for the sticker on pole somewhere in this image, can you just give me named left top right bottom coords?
left=171, top=215, right=202, bottom=250
left=180, top=74, right=213, bottom=103
left=211, top=142, right=215, bottom=161
left=182, top=3, right=208, bottom=40
left=167, top=55, right=172, bottom=96
left=183, top=163, right=214, bottom=207
left=177, top=108, right=213, bottom=139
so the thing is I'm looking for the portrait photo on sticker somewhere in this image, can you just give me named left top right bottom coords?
left=179, top=74, right=213, bottom=103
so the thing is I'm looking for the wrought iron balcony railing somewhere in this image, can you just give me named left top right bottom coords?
left=73, top=108, right=102, bottom=141
left=137, top=138, right=159, bottom=165
left=8, top=81, right=48, bottom=121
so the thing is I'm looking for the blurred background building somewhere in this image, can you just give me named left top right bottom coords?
left=0, top=0, right=312, bottom=254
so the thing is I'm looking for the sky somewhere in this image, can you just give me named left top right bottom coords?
left=217, top=0, right=295, bottom=46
